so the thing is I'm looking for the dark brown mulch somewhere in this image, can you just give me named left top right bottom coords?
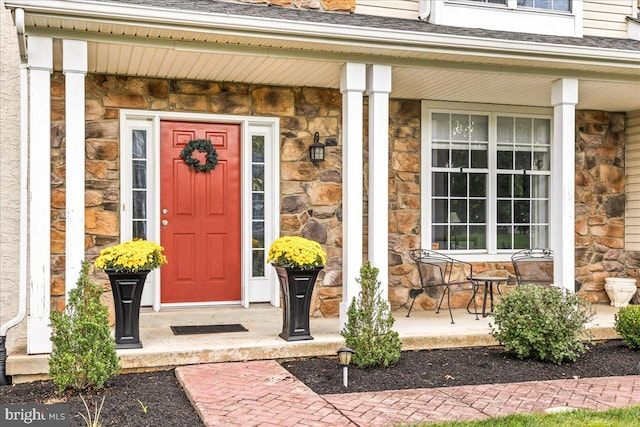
left=1, top=340, right=638, bottom=426
left=281, top=340, right=640, bottom=395
left=0, top=370, right=203, bottom=427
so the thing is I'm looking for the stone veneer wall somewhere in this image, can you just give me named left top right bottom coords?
left=386, top=100, right=514, bottom=312
left=386, top=100, right=422, bottom=308
left=48, top=73, right=628, bottom=315
left=575, top=111, right=627, bottom=303
left=387, top=109, right=627, bottom=311
left=50, top=73, right=344, bottom=317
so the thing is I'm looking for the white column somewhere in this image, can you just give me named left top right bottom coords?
left=550, top=78, right=578, bottom=293
left=27, top=36, right=53, bottom=354
left=366, top=65, right=391, bottom=301
left=63, top=40, right=88, bottom=300
left=340, top=63, right=366, bottom=329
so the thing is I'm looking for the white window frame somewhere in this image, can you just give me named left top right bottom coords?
left=421, top=101, right=553, bottom=263
left=120, top=110, right=280, bottom=310
left=430, top=0, right=583, bottom=37
left=244, top=122, right=281, bottom=306
left=121, top=118, right=158, bottom=308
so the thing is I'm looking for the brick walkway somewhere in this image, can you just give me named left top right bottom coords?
left=176, top=361, right=640, bottom=427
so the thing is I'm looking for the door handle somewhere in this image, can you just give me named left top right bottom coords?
left=161, top=219, right=169, bottom=226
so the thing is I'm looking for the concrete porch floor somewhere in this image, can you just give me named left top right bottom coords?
left=6, top=303, right=621, bottom=383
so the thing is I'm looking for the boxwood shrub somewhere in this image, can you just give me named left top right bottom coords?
left=614, top=305, right=640, bottom=350
left=490, top=284, right=593, bottom=365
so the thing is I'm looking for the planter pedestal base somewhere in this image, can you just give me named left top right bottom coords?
left=273, top=265, right=322, bottom=342
left=107, top=270, right=150, bottom=349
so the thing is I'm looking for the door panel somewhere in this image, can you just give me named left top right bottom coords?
left=160, top=121, right=241, bottom=303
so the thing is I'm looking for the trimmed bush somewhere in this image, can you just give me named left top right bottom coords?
left=341, top=262, right=402, bottom=368
left=490, top=285, right=593, bottom=365
left=614, top=305, right=640, bottom=350
left=49, top=262, right=120, bottom=392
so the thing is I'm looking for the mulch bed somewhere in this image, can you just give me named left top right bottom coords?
left=1, top=340, right=638, bottom=426
left=1, top=370, right=203, bottom=427
left=281, top=339, right=640, bottom=395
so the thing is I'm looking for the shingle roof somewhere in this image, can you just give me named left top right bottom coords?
left=94, top=0, right=640, bottom=51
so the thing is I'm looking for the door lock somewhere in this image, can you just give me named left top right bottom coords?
left=162, top=209, right=168, bottom=214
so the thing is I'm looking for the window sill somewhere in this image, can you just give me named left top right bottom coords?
left=442, top=252, right=516, bottom=263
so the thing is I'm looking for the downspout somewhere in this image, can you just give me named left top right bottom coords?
left=418, top=0, right=432, bottom=21
left=1, top=8, right=28, bottom=386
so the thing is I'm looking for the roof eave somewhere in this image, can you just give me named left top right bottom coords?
left=5, top=0, right=640, bottom=70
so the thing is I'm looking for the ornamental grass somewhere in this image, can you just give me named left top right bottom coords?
left=267, top=236, right=326, bottom=270
left=94, top=239, right=167, bottom=273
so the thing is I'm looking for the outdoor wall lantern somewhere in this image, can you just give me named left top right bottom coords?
left=337, top=347, right=354, bottom=388
left=309, top=132, right=325, bottom=163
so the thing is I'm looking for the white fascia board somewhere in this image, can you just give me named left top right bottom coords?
left=6, top=0, right=640, bottom=70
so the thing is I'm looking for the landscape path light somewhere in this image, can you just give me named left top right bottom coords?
left=337, top=347, right=354, bottom=388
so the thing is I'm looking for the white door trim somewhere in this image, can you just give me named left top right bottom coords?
left=119, top=110, right=280, bottom=310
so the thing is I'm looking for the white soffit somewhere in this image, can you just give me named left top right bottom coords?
left=392, top=68, right=640, bottom=111
left=87, top=42, right=343, bottom=88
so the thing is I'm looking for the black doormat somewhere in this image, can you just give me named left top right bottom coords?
left=170, top=324, right=248, bottom=335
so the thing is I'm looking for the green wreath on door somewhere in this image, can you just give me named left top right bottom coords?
left=180, top=139, right=219, bottom=172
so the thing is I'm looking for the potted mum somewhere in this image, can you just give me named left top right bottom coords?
left=267, top=236, right=326, bottom=341
left=94, top=239, right=167, bottom=349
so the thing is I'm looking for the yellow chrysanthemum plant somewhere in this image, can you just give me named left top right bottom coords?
left=266, top=236, right=326, bottom=271
left=94, top=239, right=167, bottom=273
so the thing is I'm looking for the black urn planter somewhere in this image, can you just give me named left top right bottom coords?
left=272, top=265, right=322, bottom=342
left=106, top=270, right=150, bottom=349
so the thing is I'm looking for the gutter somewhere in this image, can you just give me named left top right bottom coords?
left=13, top=7, right=27, bottom=62
left=0, top=9, right=29, bottom=386
left=418, top=0, right=431, bottom=22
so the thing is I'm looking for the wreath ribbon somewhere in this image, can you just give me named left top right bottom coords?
left=180, top=139, right=219, bottom=173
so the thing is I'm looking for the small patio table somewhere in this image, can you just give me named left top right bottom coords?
left=466, top=276, right=507, bottom=320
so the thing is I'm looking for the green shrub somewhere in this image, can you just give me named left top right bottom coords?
left=49, top=262, right=120, bottom=392
left=614, top=305, right=640, bottom=350
left=341, top=262, right=402, bottom=368
left=490, top=285, right=593, bottom=365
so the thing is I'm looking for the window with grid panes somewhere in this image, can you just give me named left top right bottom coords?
left=517, top=0, right=570, bottom=11
left=428, top=109, right=551, bottom=253
left=496, top=116, right=551, bottom=250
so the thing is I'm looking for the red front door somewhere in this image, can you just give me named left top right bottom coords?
left=160, top=121, right=241, bottom=303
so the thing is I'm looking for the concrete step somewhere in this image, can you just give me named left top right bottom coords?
left=6, top=304, right=620, bottom=383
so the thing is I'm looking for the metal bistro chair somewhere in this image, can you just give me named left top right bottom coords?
left=511, top=248, right=554, bottom=286
left=407, top=249, right=473, bottom=324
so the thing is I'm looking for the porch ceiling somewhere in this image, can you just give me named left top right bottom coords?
left=18, top=2, right=640, bottom=112
left=67, top=41, right=638, bottom=111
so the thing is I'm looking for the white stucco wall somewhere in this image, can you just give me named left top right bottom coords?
left=0, top=1, right=26, bottom=352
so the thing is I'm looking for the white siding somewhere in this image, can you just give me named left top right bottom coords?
left=625, top=111, right=640, bottom=250
left=583, top=0, right=635, bottom=38
left=355, top=0, right=419, bottom=20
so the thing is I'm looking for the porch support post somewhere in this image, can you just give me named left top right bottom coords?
left=27, top=36, right=53, bottom=354
left=63, top=39, right=87, bottom=300
left=366, top=64, right=391, bottom=301
left=551, top=78, right=578, bottom=293
left=340, top=63, right=366, bottom=329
